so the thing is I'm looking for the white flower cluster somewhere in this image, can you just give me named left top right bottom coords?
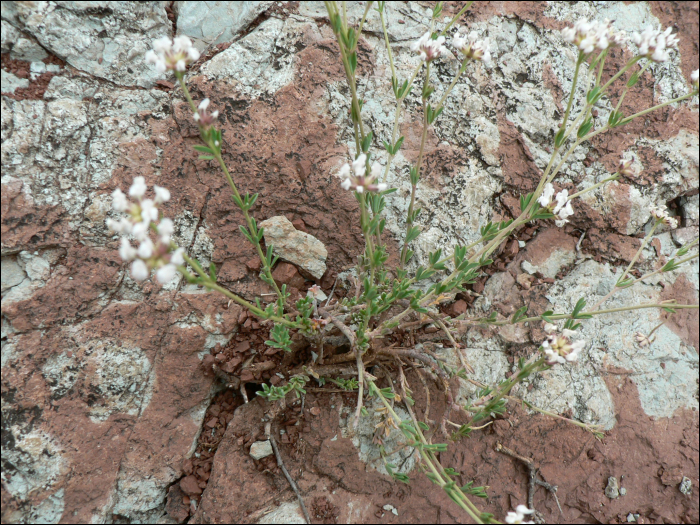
left=631, top=26, right=679, bottom=63
left=541, top=323, right=585, bottom=365
left=650, top=205, right=678, bottom=228
left=193, top=98, right=219, bottom=129
left=562, top=19, right=626, bottom=54
left=338, top=154, right=388, bottom=193
left=538, top=183, right=574, bottom=227
left=145, top=35, right=200, bottom=73
left=452, top=31, right=492, bottom=66
left=106, top=177, right=185, bottom=283
left=411, top=31, right=447, bottom=62
left=505, top=505, right=535, bottom=524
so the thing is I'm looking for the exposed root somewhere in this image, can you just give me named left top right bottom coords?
left=264, top=422, right=311, bottom=524
left=495, top=442, right=563, bottom=521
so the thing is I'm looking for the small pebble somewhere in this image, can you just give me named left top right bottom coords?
left=249, top=440, right=273, bottom=460
left=627, top=513, right=636, bottom=523
left=605, top=476, right=620, bottom=499
left=679, top=476, right=692, bottom=495
left=620, top=487, right=627, bottom=496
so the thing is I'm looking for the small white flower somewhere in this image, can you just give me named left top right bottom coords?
left=156, top=263, right=178, bottom=284
left=145, top=35, right=199, bottom=74
left=351, top=154, right=367, bottom=177
left=356, top=185, right=364, bottom=193
left=505, top=505, right=535, bottom=524
left=541, top=327, right=585, bottom=365
left=137, top=238, right=154, bottom=259
left=158, top=218, right=174, bottom=240
left=198, top=98, right=210, bottom=111
left=537, top=183, right=555, bottom=207
left=170, top=247, right=185, bottom=266
left=691, top=69, right=699, bottom=88
left=631, top=26, right=679, bottom=63
left=119, top=238, right=137, bottom=261
left=650, top=205, right=678, bottom=228
left=543, top=322, right=557, bottom=333
left=340, top=178, right=352, bottom=190
left=112, top=188, right=129, bottom=212
left=140, top=199, right=159, bottom=224
left=129, top=176, right=147, bottom=199
left=131, top=259, right=150, bottom=281
left=565, top=340, right=585, bottom=362
left=131, top=221, right=149, bottom=241
left=154, top=185, right=171, bottom=204
left=376, top=183, right=388, bottom=192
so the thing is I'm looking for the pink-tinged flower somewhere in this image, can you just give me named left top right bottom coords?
left=650, top=205, right=678, bottom=228
left=145, top=35, right=200, bottom=73
left=193, top=98, right=219, bottom=128
left=129, top=176, right=147, bottom=199
left=411, top=32, right=447, bottom=62
left=131, top=259, right=150, bottom=281
left=618, top=156, right=639, bottom=177
left=338, top=154, right=388, bottom=193
left=156, top=263, right=177, bottom=283
left=541, top=325, right=586, bottom=365
left=634, top=331, right=652, bottom=347
left=631, top=26, right=679, bottom=63
left=505, top=505, right=535, bottom=524
left=453, top=31, right=492, bottom=65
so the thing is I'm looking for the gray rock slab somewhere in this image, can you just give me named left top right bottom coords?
left=175, top=1, right=274, bottom=46
left=260, top=216, right=327, bottom=279
left=3, top=1, right=171, bottom=87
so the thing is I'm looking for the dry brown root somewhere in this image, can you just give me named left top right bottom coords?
left=495, top=442, right=563, bottom=522
left=264, top=420, right=311, bottom=524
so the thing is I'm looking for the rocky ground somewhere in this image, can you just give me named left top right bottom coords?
left=1, top=1, right=698, bottom=524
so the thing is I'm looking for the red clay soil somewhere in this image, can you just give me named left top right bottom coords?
left=172, top=362, right=698, bottom=524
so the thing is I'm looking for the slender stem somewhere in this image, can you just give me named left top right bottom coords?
left=618, top=221, right=660, bottom=284
left=378, top=5, right=395, bottom=81
left=355, top=1, right=373, bottom=45
left=618, top=90, right=696, bottom=126
left=478, top=302, right=698, bottom=327
left=568, top=173, right=619, bottom=200
left=181, top=253, right=296, bottom=327
left=559, top=54, right=583, bottom=135
left=439, top=1, right=474, bottom=37
left=177, top=77, right=283, bottom=300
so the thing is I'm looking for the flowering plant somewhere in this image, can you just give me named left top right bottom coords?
left=103, top=3, right=699, bottom=522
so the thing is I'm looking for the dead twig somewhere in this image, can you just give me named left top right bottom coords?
left=426, top=312, right=474, bottom=374
left=264, top=422, right=311, bottom=524
left=495, top=442, right=563, bottom=519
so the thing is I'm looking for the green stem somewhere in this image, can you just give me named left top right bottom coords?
left=439, top=1, right=474, bottom=37
left=568, top=173, right=619, bottom=200
left=177, top=77, right=282, bottom=300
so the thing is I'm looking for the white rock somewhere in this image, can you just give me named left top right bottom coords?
left=249, top=440, right=273, bottom=460
left=260, top=216, right=327, bottom=279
